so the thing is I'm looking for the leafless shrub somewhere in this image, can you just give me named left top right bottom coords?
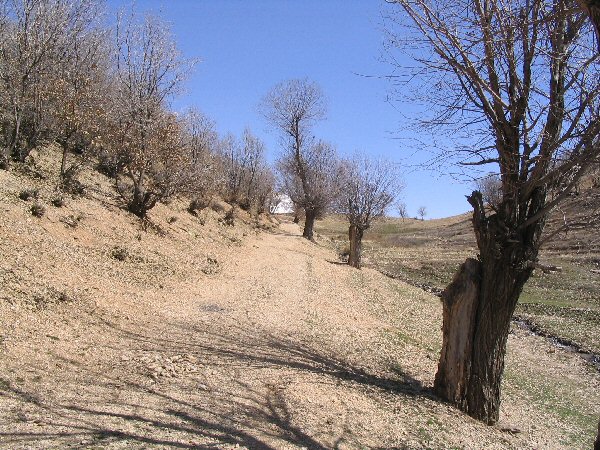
left=30, top=202, right=45, bottom=217
left=397, top=202, right=408, bottom=220
left=19, top=188, right=39, bottom=201
left=219, top=208, right=235, bottom=227
left=59, top=165, right=86, bottom=195
left=188, top=197, right=210, bottom=216
left=60, top=213, right=84, bottom=228
left=51, top=196, right=66, bottom=207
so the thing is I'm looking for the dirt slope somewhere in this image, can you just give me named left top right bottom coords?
left=1, top=151, right=599, bottom=449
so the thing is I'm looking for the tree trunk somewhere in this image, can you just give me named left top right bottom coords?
left=60, top=145, right=68, bottom=179
left=435, top=192, right=540, bottom=424
left=348, top=224, right=364, bottom=269
left=0, top=148, right=8, bottom=170
left=303, top=208, right=316, bottom=240
left=128, top=183, right=148, bottom=218
left=9, top=109, right=21, bottom=160
left=595, top=417, right=600, bottom=450
left=434, top=258, right=481, bottom=406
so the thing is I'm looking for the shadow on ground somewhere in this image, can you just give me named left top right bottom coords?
left=0, top=313, right=427, bottom=449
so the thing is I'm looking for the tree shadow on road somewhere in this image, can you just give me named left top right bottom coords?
left=0, top=316, right=430, bottom=449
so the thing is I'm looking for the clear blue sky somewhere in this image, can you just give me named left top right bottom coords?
left=106, top=0, right=472, bottom=219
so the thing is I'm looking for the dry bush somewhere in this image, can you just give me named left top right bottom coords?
left=19, top=189, right=39, bottom=201
left=202, top=256, right=221, bottom=275
left=51, top=196, right=66, bottom=208
left=60, top=213, right=84, bottom=228
left=188, top=197, right=211, bottom=216
left=111, top=246, right=129, bottom=261
left=30, top=202, right=46, bottom=217
left=219, top=208, right=235, bottom=227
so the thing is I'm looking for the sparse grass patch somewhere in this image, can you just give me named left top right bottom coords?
left=32, top=287, right=76, bottom=309
left=503, top=366, right=597, bottom=448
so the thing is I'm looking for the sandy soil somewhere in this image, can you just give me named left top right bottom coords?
left=0, top=155, right=599, bottom=449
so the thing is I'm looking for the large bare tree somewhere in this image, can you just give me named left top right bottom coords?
left=261, top=78, right=333, bottom=239
left=386, top=0, right=599, bottom=424
left=107, top=11, right=196, bottom=217
left=338, top=156, right=401, bottom=268
left=277, top=139, right=341, bottom=239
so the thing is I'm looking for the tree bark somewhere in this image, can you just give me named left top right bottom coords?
left=60, top=144, right=69, bottom=179
left=303, top=208, right=316, bottom=240
left=595, top=417, right=600, bottom=450
left=434, top=258, right=481, bottom=406
left=128, top=183, right=149, bottom=218
left=576, top=0, right=600, bottom=51
left=348, top=224, right=364, bottom=269
left=435, top=192, right=540, bottom=424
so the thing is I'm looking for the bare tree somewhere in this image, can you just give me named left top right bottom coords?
left=277, top=140, right=341, bottom=239
left=386, top=0, right=599, bottom=424
left=182, top=107, right=221, bottom=206
left=417, top=206, right=426, bottom=221
left=253, top=165, right=276, bottom=214
left=219, top=129, right=274, bottom=212
left=260, top=78, right=331, bottom=239
left=52, top=18, right=110, bottom=186
left=475, top=174, right=502, bottom=210
left=106, top=11, right=196, bottom=217
left=338, top=156, right=401, bottom=268
left=184, top=107, right=218, bottom=165
left=397, top=201, right=408, bottom=221
left=0, top=0, right=104, bottom=165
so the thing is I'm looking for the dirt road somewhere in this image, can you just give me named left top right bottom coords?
left=1, top=221, right=598, bottom=449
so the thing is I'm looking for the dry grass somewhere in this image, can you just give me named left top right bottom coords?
left=316, top=212, right=600, bottom=355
